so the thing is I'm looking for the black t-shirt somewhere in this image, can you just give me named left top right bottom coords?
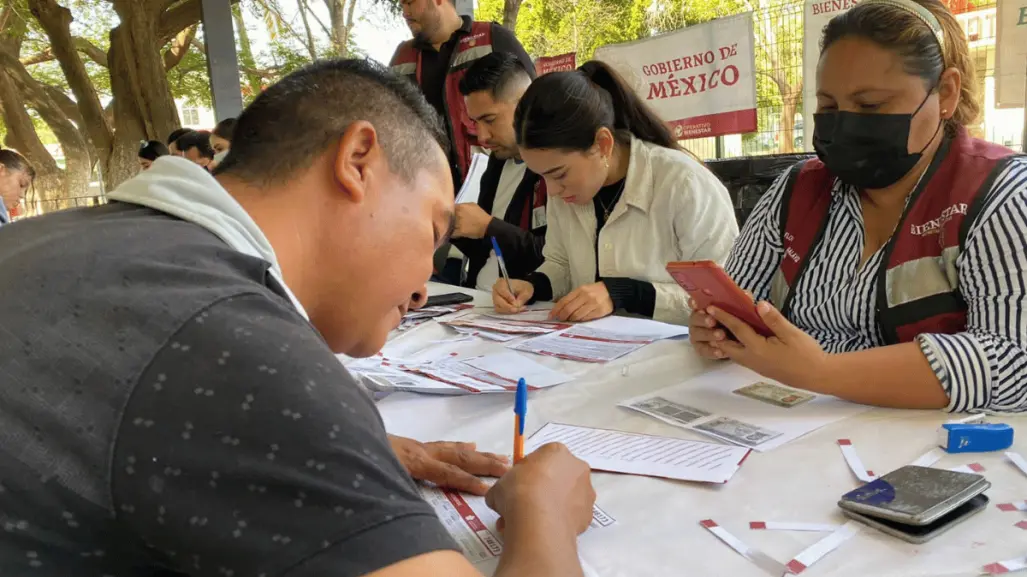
left=0, top=203, right=457, bottom=576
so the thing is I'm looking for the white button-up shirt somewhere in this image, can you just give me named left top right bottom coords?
left=536, top=137, right=739, bottom=324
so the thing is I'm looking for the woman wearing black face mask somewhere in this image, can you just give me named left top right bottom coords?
left=689, top=0, right=1027, bottom=413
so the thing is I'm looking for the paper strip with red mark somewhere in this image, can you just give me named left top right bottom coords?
left=785, top=521, right=860, bottom=574
left=838, top=439, right=876, bottom=483
left=997, top=501, right=1027, bottom=512
left=983, top=556, right=1027, bottom=574
left=948, top=463, right=985, bottom=474
left=1006, top=452, right=1027, bottom=478
left=700, top=519, right=786, bottom=576
left=749, top=521, right=841, bottom=532
left=910, top=448, right=944, bottom=468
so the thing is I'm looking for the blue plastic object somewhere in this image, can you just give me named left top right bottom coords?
left=938, top=423, right=1014, bottom=453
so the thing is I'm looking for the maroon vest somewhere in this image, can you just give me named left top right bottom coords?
left=390, top=22, right=494, bottom=182
left=771, top=128, right=1020, bottom=344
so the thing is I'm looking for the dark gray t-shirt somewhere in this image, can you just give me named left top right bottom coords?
left=0, top=203, right=456, bottom=576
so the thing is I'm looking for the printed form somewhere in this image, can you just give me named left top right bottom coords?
left=348, top=353, right=574, bottom=395
left=443, top=312, right=570, bottom=335
left=511, top=316, right=689, bottom=363
left=526, top=423, right=749, bottom=483
left=420, top=483, right=613, bottom=576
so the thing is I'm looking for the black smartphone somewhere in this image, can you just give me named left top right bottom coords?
left=424, top=292, right=474, bottom=307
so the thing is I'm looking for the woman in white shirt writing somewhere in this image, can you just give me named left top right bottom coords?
left=492, top=61, right=738, bottom=324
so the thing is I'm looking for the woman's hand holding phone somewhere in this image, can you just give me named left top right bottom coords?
left=688, top=299, right=730, bottom=360
left=701, top=300, right=832, bottom=392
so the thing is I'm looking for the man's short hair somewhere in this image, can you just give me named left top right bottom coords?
left=214, top=59, right=448, bottom=186
left=458, top=52, right=531, bottom=100
left=138, top=140, right=170, bottom=161
left=167, top=128, right=192, bottom=146
left=175, top=130, right=216, bottom=160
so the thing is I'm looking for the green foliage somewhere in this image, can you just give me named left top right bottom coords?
left=478, top=0, right=648, bottom=60
left=165, top=44, right=215, bottom=108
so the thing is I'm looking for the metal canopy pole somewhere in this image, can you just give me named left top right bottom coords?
left=201, top=0, right=244, bottom=121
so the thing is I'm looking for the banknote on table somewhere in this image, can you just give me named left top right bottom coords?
left=628, top=396, right=711, bottom=425
left=733, top=381, right=815, bottom=408
left=694, top=416, right=783, bottom=447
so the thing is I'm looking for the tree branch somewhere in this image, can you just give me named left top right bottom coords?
left=26, top=0, right=114, bottom=155
left=158, top=0, right=241, bottom=45
left=189, top=37, right=278, bottom=78
left=162, top=23, right=196, bottom=71
left=23, top=37, right=110, bottom=67
left=42, top=83, right=84, bottom=126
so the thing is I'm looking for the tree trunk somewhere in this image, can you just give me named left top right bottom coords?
left=26, top=0, right=115, bottom=165
left=503, top=0, right=523, bottom=30
left=105, top=1, right=182, bottom=188
left=297, top=0, right=319, bottom=60
left=772, top=75, right=801, bottom=154
left=324, top=0, right=355, bottom=57
left=343, top=0, right=357, bottom=57
left=233, top=6, right=265, bottom=97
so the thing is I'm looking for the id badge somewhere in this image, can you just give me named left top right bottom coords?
left=531, top=206, right=547, bottom=229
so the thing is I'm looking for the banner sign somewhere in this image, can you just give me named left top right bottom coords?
left=535, top=53, right=577, bottom=75
left=996, top=0, right=1027, bottom=108
left=802, top=0, right=859, bottom=149
left=593, top=13, right=758, bottom=139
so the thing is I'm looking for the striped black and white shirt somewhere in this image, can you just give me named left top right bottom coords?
left=725, top=155, right=1027, bottom=413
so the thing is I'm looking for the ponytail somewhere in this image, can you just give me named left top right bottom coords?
left=515, top=60, right=679, bottom=152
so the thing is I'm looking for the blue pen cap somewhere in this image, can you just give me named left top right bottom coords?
left=514, top=378, right=527, bottom=434
left=490, top=237, right=503, bottom=258
left=938, top=423, right=1014, bottom=453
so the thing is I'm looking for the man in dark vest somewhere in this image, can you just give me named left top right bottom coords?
left=450, top=52, right=547, bottom=291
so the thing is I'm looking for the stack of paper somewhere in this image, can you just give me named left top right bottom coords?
left=526, top=422, right=749, bottom=484
left=420, top=481, right=614, bottom=573
left=620, top=364, right=869, bottom=451
left=396, top=304, right=473, bottom=333
left=455, top=153, right=490, bottom=205
left=511, top=316, right=689, bottom=363
left=348, top=352, right=573, bottom=395
left=442, top=312, right=570, bottom=343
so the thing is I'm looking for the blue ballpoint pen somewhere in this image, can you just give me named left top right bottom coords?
left=514, top=378, right=527, bottom=463
left=490, top=237, right=516, bottom=298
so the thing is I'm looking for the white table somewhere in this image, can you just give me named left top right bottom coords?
left=376, top=284, right=1027, bottom=577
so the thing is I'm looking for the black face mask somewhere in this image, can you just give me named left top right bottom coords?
left=813, top=91, right=941, bottom=190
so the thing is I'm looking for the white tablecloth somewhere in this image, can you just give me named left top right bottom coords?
left=375, top=284, right=1027, bottom=577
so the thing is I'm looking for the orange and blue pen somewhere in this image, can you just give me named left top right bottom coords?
left=513, top=377, right=527, bottom=464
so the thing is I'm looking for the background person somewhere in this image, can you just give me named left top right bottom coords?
left=0, top=58, right=596, bottom=577
left=390, top=0, right=537, bottom=286
left=689, top=0, right=1027, bottom=413
left=137, top=140, right=170, bottom=171
left=167, top=127, right=192, bottom=155
left=0, top=147, right=35, bottom=225
left=451, top=52, right=547, bottom=291
left=174, top=129, right=217, bottom=170
left=389, top=0, right=535, bottom=185
left=493, top=61, right=738, bottom=324
left=210, top=117, right=236, bottom=169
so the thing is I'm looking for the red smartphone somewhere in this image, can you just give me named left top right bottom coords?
left=666, top=260, right=774, bottom=338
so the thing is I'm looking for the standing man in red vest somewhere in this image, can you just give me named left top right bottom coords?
left=390, top=0, right=534, bottom=185
left=390, top=0, right=535, bottom=284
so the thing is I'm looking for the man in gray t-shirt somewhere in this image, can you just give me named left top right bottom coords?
left=0, top=59, right=594, bottom=577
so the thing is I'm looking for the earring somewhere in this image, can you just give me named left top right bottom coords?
left=603, top=157, right=610, bottom=169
